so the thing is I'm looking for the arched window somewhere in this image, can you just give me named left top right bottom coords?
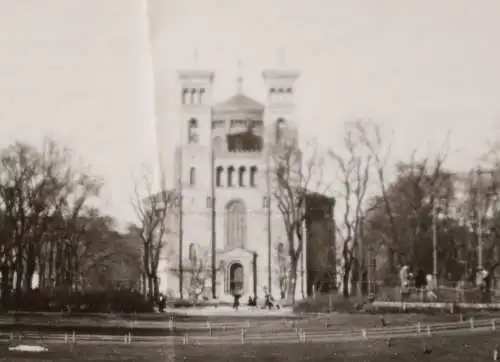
left=199, top=88, right=205, bottom=104
left=216, top=166, right=224, bottom=187
left=188, top=243, right=197, bottom=263
left=189, top=167, right=196, bottom=186
left=225, top=200, right=246, bottom=249
left=249, top=166, right=257, bottom=187
left=188, top=118, right=198, bottom=144
left=275, top=118, right=286, bottom=143
left=227, top=166, right=235, bottom=187
left=238, top=166, right=246, bottom=187
left=182, top=88, right=189, bottom=104
left=190, top=89, right=196, bottom=104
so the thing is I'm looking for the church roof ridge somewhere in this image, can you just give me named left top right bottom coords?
left=213, top=93, right=264, bottom=112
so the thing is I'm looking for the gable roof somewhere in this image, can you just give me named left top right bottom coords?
left=213, top=93, right=264, bottom=112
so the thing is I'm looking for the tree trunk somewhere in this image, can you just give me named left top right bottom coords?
left=141, top=272, right=147, bottom=296
left=153, top=275, right=159, bottom=301
left=38, top=250, right=46, bottom=290
left=14, top=245, right=24, bottom=303
left=342, top=263, right=351, bottom=298
left=0, top=264, right=12, bottom=309
left=286, top=259, right=298, bottom=304
left=24, top=243, right=36, bottom=291
left=147, top=274, right=154, bottom=300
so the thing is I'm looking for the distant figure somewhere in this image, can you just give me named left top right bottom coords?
left=425, top=274, right=437, bottom=301
left=247, top=296, right=257, bottom=308
left=264, top=292, right=275, bottom=310
left=233, top=294, right=241, bottom=311
left=478, top=265, right=495, bottom=303
left=159, top=294, right=166, bottom=313
left=456, top=279, right=466, bottom=302
left=399, top=264, right=411, bottom=302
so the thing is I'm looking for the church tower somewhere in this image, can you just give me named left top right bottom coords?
left=262, top=56, right=303, bottom=299
left=175, top=69, right=216, bottom=297
left=177, top=69, right=215, bottom=190
left=262, top=61, right=300, bottom=146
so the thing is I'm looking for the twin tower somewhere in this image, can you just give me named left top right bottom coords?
left=170, top=64, right=305, bottom=300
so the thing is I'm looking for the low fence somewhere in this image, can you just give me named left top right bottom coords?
left=2, top=317, right=499, bottom=346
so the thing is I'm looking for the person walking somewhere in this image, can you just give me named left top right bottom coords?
left=233, top=293, right=241, bottom=311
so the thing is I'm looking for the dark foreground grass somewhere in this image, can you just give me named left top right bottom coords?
left=0, top=344, right=174, bottom=361
left=1, top=332, right=500, bottom=361
left=176, top=332, right=500, bottom=362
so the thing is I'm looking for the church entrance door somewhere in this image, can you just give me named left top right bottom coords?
left=229, top=262, right=244, bottom=296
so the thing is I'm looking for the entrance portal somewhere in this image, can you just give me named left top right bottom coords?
left=229, top=263, right=244, bottom=296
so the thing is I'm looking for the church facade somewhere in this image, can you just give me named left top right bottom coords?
left=159, top=64, right=335, bottom=302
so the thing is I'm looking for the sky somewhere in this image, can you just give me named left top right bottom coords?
left=1, top=0, right=500, bottom=227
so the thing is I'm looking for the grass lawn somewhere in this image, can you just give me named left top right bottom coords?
left=1, top=332, right=499, bottom=361
left=177, top=332, right=500, bottom=361
left=0, top=344, right=174, bottom=361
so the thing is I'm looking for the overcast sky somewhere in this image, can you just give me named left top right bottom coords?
left=1, top=0, right=499, bottom=227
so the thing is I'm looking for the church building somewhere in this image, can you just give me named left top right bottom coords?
left=159, top=61, right=335, bottom=303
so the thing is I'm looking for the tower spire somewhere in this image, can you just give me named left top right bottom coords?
left=236, top=59, right=243, bottom=94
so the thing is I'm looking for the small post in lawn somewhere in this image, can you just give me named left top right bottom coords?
left=72, top=331, right=76, bottom=344
left=241, top=328, right=246, bottom=344
left=361, top=329, right=367, bottom=339
left=470, top=317, right=474, bottom=329
left=64, top=333, right=68, bottom=344
left=417, top=322, right=421, bottom=334
left=427, top=326, right=432, bottom=336
left=300, top=330, right=307, bottom=343
left=492, top=319, right=496, bottom=331
left=183, top=333, right=188, bottom=345
left=168, top=318, right=174, bottom=332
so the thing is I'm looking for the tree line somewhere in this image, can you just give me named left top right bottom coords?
left=329, top=120, right=500, bottom=297
left=0, top=139, right=144, bottom=312
left=6, top=119, right=496, bottom=312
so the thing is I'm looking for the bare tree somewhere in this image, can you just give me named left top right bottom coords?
left=131, top=169, right=175, bottom=301
left=329, top=120, right=372, bottom=297
left=357, top=121, right=399, bottom=276
left=269, top=139, right=326, bottom=303
left=274, top=242, right=290, bottom=299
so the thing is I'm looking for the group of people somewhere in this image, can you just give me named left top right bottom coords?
left=231, top=290, right=280, bottom=311
left=399, top=263, right=498, bottom=303
left=399, top=264, right=437, bottom=302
